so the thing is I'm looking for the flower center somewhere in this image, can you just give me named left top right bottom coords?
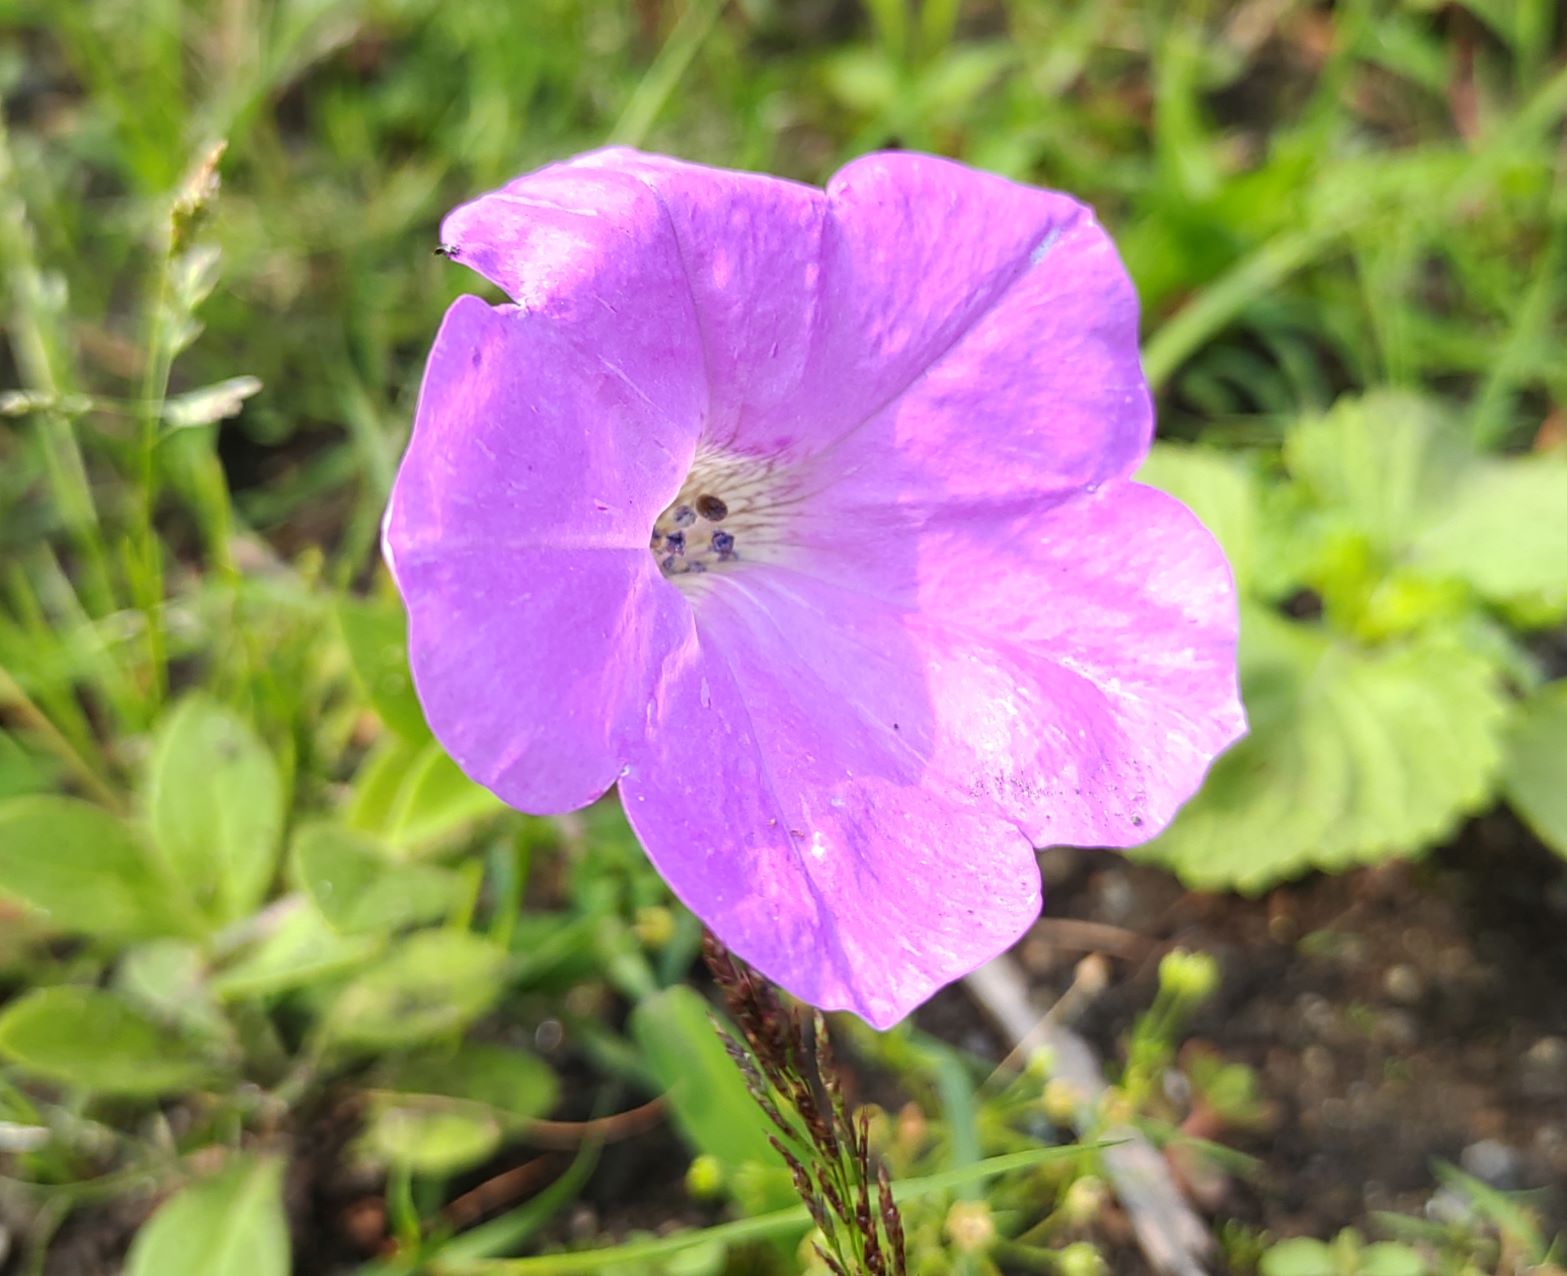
left=650, top=444, right=794, bottom=584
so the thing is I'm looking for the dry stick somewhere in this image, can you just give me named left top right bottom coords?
left=964, top=957, right=1214, bottom=1276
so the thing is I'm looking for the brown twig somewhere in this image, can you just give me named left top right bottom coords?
left=441, top=1155, right=559, bottom=1230
left=522, top=1097, right=666, bottom=1149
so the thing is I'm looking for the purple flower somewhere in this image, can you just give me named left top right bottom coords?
left=385, top=149, right=1244, bottom=1028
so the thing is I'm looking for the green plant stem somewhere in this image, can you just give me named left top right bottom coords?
left=608, top=0, right=726, bottom=147
left=0, top=662, right=123, bottom=812
left=0, top=114, right=114, bottom=621
left=1142, top=227, right=1332, bottom=391
left=438, top=1146, right=1086, bottom=1274
left=132, top=237, right=178, bottom=709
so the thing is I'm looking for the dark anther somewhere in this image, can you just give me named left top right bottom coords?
left=650, top=529, right=664, bottom=548
left=688, top=561, right=707, bottom=573
left=673, top=504, right=696, bottom=527
left=696, top=494, right=728, bottom=521
left=666, top=530, right=686, bottom=555
left=711, top=530, right=735, bottom=556
left=660, top=554, right=676, bottom=572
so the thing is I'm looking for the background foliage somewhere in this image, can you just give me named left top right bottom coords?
left=0, top=0, right=1564, bottom=1272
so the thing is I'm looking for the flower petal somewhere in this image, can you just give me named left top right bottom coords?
left=570, top=149, right=832, bottom=458
left=385, top=295, right=696, bottom=558
left=618, top=573, right=1041, bottom=1028
left=442, top=150, right=1144, bottom=492
left=438, top=163, right=708, bottom=432
left=805, top=152, right=1150, bottom=502
left=385, top=296, right=699, bottom=813
left=395, top=542, right=692, bottom=814
left=777, top=481, right=1246, bottom=846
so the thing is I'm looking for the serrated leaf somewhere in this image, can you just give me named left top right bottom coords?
left=0, top=796, right=192, bottom=940
left=1502, top=679, right=1567, bottom=861
left=1414, top=456, right=1567, bottom=614
left=0, top=987, right=218, bottom=1097
left=629, top=987, right=790, bottom=1207
left=1136, top=443, right=1262, bottom=591
left=1137, top=610, right=1508, bottom=892
left=327, top=930, right=508, bottom=1051
left=145, top=696, right=284, bottom=925
left=337, top=598, right=428, bottom=740
left=126, top=1156, right=290, bottom=1276
left=1284, top=393, right=1465, bottom=557
left=291, top=823, right=465, bottom=934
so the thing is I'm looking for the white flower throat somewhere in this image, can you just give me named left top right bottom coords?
left=650, top=444, right=796, bottom=585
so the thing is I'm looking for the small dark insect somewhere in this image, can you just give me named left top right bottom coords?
left=695, top=493, right=729, bottom=521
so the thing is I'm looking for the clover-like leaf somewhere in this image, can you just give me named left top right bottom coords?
left=1502, top=678, right=1567, bottom=862
left=1138, top=609, right=1508, bottom=892
left=1283, top=391, right=1466, bottom=558
left=1414, top=456, right=1567, bottom=617
left=1137, top=443, right=1264, bottom=593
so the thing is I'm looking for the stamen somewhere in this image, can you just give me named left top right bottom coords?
left=650, top=444, right=797, bottom=584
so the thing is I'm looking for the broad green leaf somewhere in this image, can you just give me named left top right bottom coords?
left=381, top=1043, right=559, bottom=1121
left=126, top=1156, right=289, bottom=1276
left=1283, top=392, right=1466, bottom=558
left=387, top=745, right=505, bottom=849
left=291, top=823, right=465, bottom=934
left=1138, top=610, right=1508, bottom=892
left=1414, top=456, right=1567, bottom=615
left=145, top=696, right=284, bottom=924
left=348, top=734, right=503, bottom=853
left=0, top=987, right=218, bottom=1097
left=0, top=730, right=55, bottom=800
left=1358, top=1245, right=1429, bottom=1276
left=1260, top=1238, right=1336, bottom=1276
left=338, top=598, right=428, bottom=740
left=1502, top=679, right=1567, bottom=862
left=361, top=1104, right=501, bottom=1176
left=210, top=904, right=380, bottom=1002
left=327, top=930, right=508, bottom=1051
left=346, top=732, right=421, bottom=833
left=629, top=987, right=790, bottom=1209
left=0, top=795, right=192, bottom=940
left=115, top=941, right=231, bottom=1044
left=1137, top=443, right=1262, bottom=591
left=363, top=1044, right=558, bottom=1176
